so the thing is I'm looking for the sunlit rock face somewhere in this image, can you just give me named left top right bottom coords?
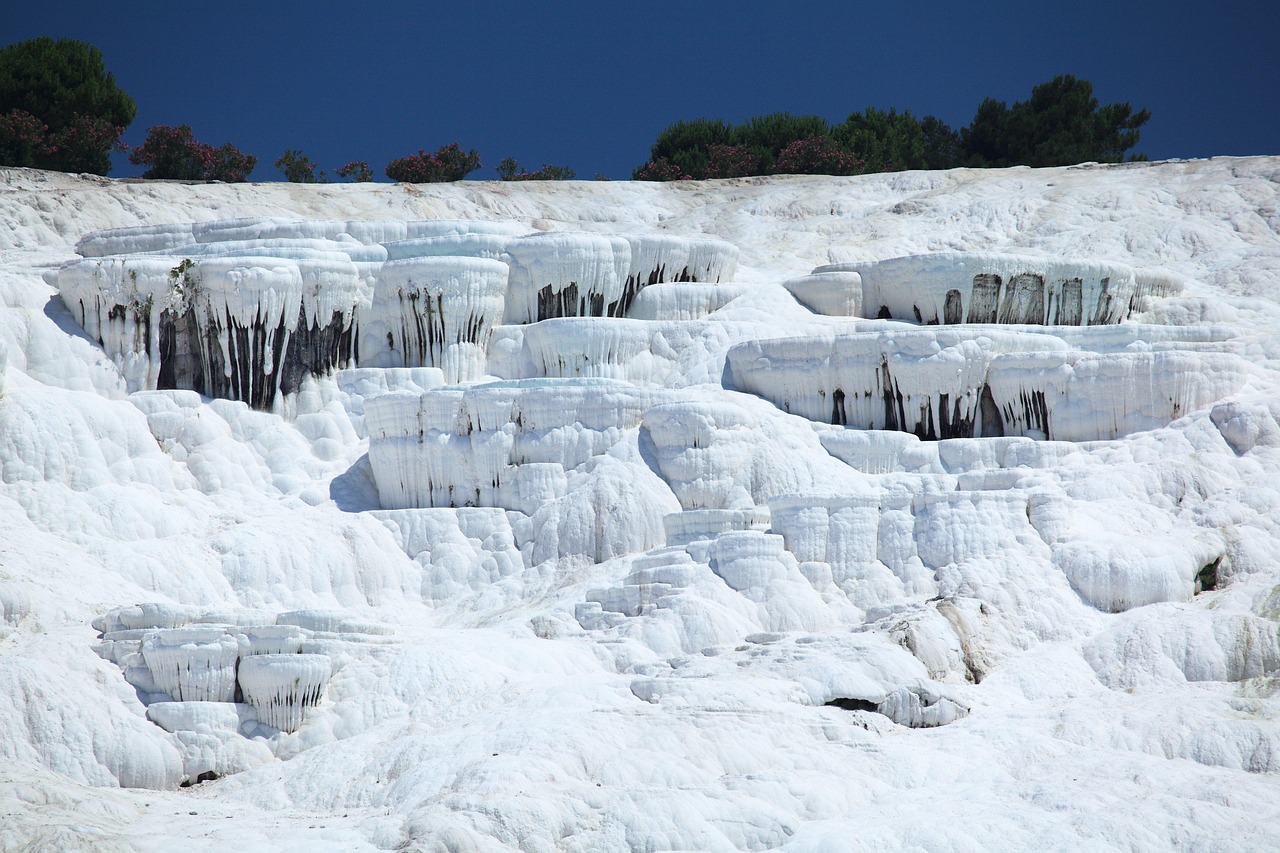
left=361, top=257, right=509, bottom=382
left=7, top=161, right=1280, bottom=850
left=727, top=329, right=1247, bottom=441
left=501, top=232, right=632, bottom=323
left=56, top=254, right=368, bottom=408
left=819, top=252, right=1184, bottom=326
left=780, top=271, right=863, bottom=317
left=54, top=222, right=741, bottom=409
left=364, top=378, right=664, bottom=511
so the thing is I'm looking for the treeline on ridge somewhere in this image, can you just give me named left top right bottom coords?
left=633, top=76, right=1151, bottom=180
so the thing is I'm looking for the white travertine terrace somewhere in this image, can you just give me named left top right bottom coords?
left=727, top=329, right=1247, bottom=440
left=236, top=653, right=331, bottom=733
left=362, top=256, right=509, bottom=382
left=6, top=161, right=1280, bottom=847
left=817, top=252, right=1183, bottom=325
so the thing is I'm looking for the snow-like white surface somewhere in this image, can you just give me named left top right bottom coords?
left=2, top=159, right=1280, bottom=851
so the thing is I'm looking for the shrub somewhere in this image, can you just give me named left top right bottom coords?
left=733, top=113, right=830, bottom=160
left=773, top=136, right=864, bottom=176
left=638, top=113, right=830, bottom=179
left=632, top=158, right=690, bottom=181
left=0, top=109, right=45, bottom=168
left=334, top=160, right=372, bottom=182
left=703, top=142, right=768, bottom=179
left=275, top=149, right=325, bottom=183
left=385, top=143, right=480, bottom=182
left=0, top=37, right=135, bottom=175
left=128, top=125, right=256, bottom=181
left=496, top=157, right=576, bottom=180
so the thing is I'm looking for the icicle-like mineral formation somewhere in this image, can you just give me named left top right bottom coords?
left=364, top=378, right=664, bottom=512
left=727, top=329, right=1246, bottom=441
left=727, top=329, right=1060, bottom=438
left=620, top=235, right=740, bottom=317
left=363, top=257, right=509, bottom=381
left=140, top=628, right=243, bottom=703
left=54, top=254, right=370, bottom=409
left=819, top=252, right=1171, bottom=326
left=501, top=232, right=632, bottom=323
left=236, top=653, right=331, bottom=733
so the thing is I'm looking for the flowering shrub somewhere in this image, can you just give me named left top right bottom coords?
left=632, top=158, right=690, bottom=181
left=275, top=149, right=325, bottom=183
left=0, top=110, right=125, bottom=173
left=0, top=109, right=46, bottom=168
left=385, top=143, right=480, bottom=183
left=496, top=157, right=576, bottom=181
left=773, top=135, right=864, bottom=176
left=703, top=143, right=767, bottom=179
left=334, top=160, right=372, bottom=182
left=128, top=125, right=256, bottom=181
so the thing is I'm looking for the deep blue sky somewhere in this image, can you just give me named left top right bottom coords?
left=4, top=1, right=1277, bottom=180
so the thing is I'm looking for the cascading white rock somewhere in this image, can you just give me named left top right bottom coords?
left=137, top=623, right=307, bottom=704
left=362, top=257, right=509, bottom=381
left=236, top=653, right=331, bottom=733
left=663, top=508, right=771, bottom=546
left=76, top=222, right=198, bottom=257
left=768, top=492, right=934, bottom=608
left=190, top=217, right=524, bottom=248
left=140, top=628, right=242, bottom=703
left=984, top=350, right=1249, bottom=441
left=625, top=283, right=750, bottom=321
left=74, top=217, right=527, bottom=257
left=622, top=235, right=740, bottom=316
left=54, top=254, right=370, bottom=409
left=372, top=508, right=525, bottom=601
left=818, top=252, right=1147, bottom=325
left=728, top=329, right=1248, bottom=441
left=727, top=329, right=1062, bottom=438
left=780, top=271, right=863, bottom=317
left=501, top=232, right=631, bottom=323
left=364, top=378, right=664, bottom=512
left=818, top=430, right=944, bottom=474
left=643, top=399, right=766, bottom=509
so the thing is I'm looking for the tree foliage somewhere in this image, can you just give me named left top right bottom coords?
left=275, top=149, right=325, bottom=183
left=833, top=108, right=927, bottom=172
left=496, top=157, right=576, bottom=181
left=128, top=125, right=256, bottom=181
left=334, top=160, right=373, bottom=182
left=385, top=143, right=481, bottom=182
left=634, top=76, right=1149, bottom=179
left=961, top=75, right=1150, bottom=167
left=0, top=38, right=135, bottom=174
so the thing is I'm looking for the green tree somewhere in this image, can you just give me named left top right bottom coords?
left=961, top=75, right=1150, bottom=167
left=732, top=112, right=830, bottom=167
left=638, top=114, right=830, bottom=179
left=833, top=108, right=929, bottom=172
left=0, top=37, right=135, bottom=174
left=644, top=117, right=733, bottom=179
left=275, top=149, right=326, bottom=183
left=919, top=115, right=963, bottom=170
